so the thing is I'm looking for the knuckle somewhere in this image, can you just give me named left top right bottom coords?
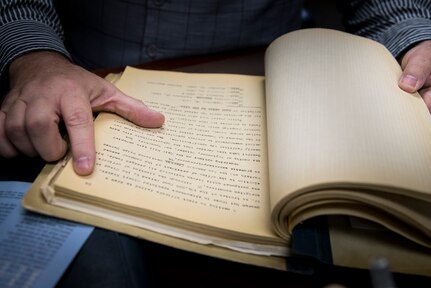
left=21, top=81, right=42, bottom=94
left=57, top=77, right=80, bottom=92
left=19, top=80, right=53, bottom=101
left=1, top=89, right=19, bottom=109
left=26, top=114, right=49, bottom=131
left=5, top=119, right=25, bottom=141
left=66, top=109, right=93, bottom=128
left=92, top=83, right=121, bottom=110
left=0, top=148, right=18, bottom=158
left=0, top=136, right=18, bottom=160
left=21, top=75, right=81, bottom=101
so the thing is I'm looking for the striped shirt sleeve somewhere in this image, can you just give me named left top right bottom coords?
left=0, top=0, right=70, bottom=79
left=339, top=0, right=431, bottom=58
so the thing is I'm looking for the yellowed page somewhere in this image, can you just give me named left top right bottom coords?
left=329, top=216, right=431, bottom=276
left=265, top=29, right=431, bottom=214
left=51, top=67, right=279, bottom=242
left=24, top=164, right=289, bottom=269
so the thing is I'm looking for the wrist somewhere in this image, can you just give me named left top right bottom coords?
left=9, top=50, right=72, bottom=85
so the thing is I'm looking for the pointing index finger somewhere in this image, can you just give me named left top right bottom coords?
left=62, top=96, right=96, bottom=176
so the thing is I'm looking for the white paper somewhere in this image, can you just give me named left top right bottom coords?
left=0, top=181, right=94, bottom=288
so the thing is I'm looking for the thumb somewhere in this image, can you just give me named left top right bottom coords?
left=398, top=41, right=431, bottom=93
left=95, top=86, right=165, bottom=128
left=123, top=97, right=165, bottom=128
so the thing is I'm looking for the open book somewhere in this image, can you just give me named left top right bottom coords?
left=23, top=28, right=431, bottom=274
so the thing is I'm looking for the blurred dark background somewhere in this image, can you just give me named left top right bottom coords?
left=304, top=0, right=344, bottom=30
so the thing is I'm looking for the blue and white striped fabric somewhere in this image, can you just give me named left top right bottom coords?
left=339, top=0, right=431, bottom=58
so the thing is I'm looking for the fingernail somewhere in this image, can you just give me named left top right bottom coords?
left=401, top=74, right=418, bottom=90
left=75, top=156, right=92, bottom=175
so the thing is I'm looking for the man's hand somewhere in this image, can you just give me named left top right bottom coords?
left=398, top=40, right=431, bottom=111
left=0, top=51, right=164, bottom=175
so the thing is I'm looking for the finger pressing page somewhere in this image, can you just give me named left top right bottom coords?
left=61, top=97, right=95, bottom=176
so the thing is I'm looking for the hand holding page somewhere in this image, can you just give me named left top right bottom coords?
left=22, top=28, right=431, bottom=276
left=265, top=30, right=431, bottom=247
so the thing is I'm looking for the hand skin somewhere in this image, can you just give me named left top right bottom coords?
left=0, top=51, right=165, bottom=175
left=398, top=40, right=431, bottom=111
